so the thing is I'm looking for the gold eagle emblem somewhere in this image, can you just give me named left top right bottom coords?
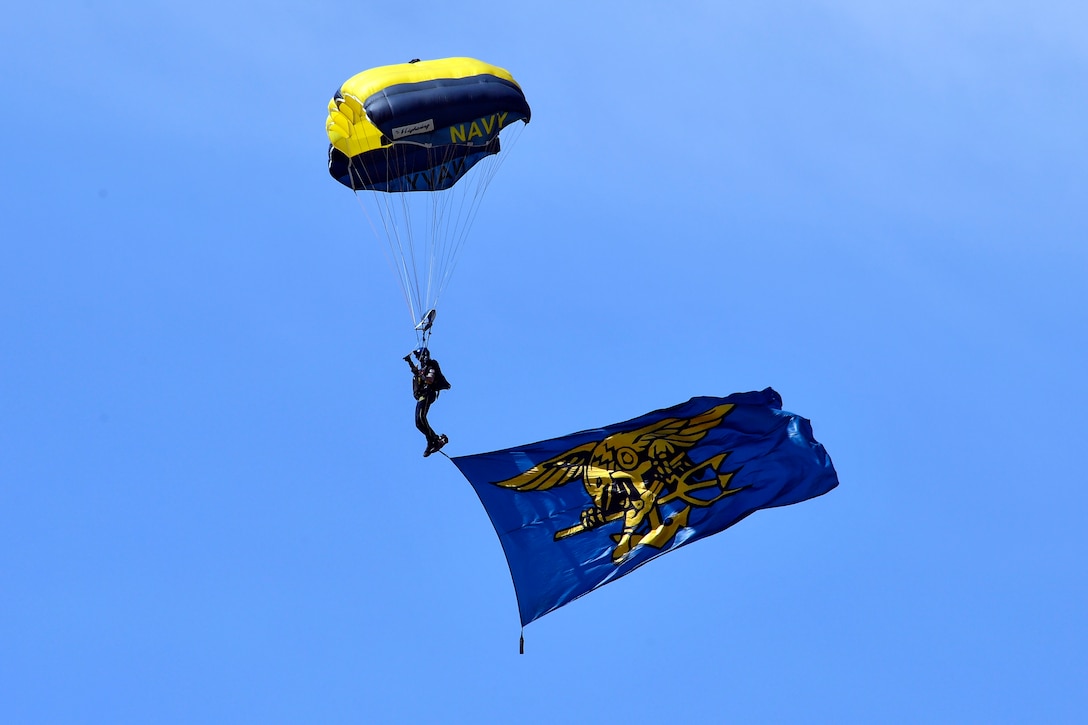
left=492, top=403, right=745, bottom=563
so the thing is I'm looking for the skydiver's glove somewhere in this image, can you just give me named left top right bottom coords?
left=403, top=355, right=412, bottom=362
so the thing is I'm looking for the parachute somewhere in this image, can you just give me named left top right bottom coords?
left=326, top=57, right=531, bottom=346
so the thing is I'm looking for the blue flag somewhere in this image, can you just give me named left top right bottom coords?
left=451, top=388, right=838, bottom=626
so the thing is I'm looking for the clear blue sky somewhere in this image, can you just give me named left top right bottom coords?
left=2, top=1, right=1086, bottom=722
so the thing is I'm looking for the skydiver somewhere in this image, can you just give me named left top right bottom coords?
left=403, top=347, right=450, bottom=457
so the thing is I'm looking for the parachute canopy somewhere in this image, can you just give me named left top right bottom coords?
left=327, top=57, right=531, bottom=192
left=325, top=58, right=531, bottom=342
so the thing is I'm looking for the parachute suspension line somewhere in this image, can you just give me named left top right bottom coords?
left=427, top=124, right=527, bottom=313
left=404, top=142, right=462, bottom=320
left=386, top=144, right=436, bottom=327
left=428, top=144, right=466, bottom=311
left=409, top=145, right=465, bottom=317
left=393, top=182, right=425, bottom=321
left=383, top=193, right=421, bottom=323
left=353, top=190, right=418, bottom=326
left=380, top=190, right=421, bottom=324
left=420, top=144, right=456, bottom=313
left=424, top=165, right=447, bottom=316
left=431, top=180, right=478, bottom=309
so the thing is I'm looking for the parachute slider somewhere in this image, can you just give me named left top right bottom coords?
left=415, top=308, right=437, bottom=332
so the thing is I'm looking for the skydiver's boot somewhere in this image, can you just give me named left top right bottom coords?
left=423, top=434, right=447, bottom=457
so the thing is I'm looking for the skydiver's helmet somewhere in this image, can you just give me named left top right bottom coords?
left=413, top=348, right=430, bottom=363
